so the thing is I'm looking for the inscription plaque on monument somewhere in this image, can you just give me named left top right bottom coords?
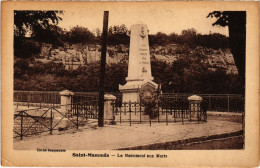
left=119, top=24, right=158, bottom=102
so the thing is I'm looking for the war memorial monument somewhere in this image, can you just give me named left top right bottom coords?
left=119, top=24, right=158, bottom=103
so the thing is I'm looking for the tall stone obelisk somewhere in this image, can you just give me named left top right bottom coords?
left=119, top=24, right=158, bottom=102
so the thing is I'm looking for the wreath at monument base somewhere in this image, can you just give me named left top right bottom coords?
left=142, top=101, right=159, bottom=119
left=139, top=85, right=160, bottom=119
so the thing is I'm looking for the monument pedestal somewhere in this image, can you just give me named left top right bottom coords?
left=119, top=81, right=141, bottom=102
left=119, top=24, right=158, bottom=102
left=120, top=80, right=158, bottom=103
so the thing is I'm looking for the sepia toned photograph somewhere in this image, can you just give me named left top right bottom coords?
left=12, top=9, right=245, bottom=150
left=2, top=1, right=259, bottom=167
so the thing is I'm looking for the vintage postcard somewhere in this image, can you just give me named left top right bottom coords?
left=1, top=1, right=259, bottom=167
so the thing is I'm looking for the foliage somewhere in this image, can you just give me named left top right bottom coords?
left=148, top=28, right=229, bottom=49
left=207, top=11, right=246, bottom=94
left=149, top=32, right=169, bottom=46
left=14, top=59, right=30, bottom=78
left=143, top=101, right=159, bottom=119
left=139, top=86, right=160, bottom=118
left=108, top=24, right=128, bottom=35
left=14, top=10, right=63, bottom=37
left=14, top=10, right=63, bottom=58
left=14, top=57, right=242, bottom=94
left=151, top=60, right=173, bottom=92
left=14, top=37, right=41, bottom=58
left=35, top=25, right=65, bottom=47
left=180, top=28, right=197, bottom=45
left=207, top=11, right=230, bottom=27
left=170, top=48, right=242, bottom=94
left=12, top=12, right=241, bottom=94
left=67, top=26, right=95, bottom=44
left=196, top=33, right=229, bottom=49
left=168, top=32, right=179, bottom=43
left=14, top=17, right=230, bottom=59
left=104, top=63, right=128, bottom=91
left=107, top=25, right=130, bottom=45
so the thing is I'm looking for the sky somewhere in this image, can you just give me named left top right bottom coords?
left=58, top=7, right=228, bottom=36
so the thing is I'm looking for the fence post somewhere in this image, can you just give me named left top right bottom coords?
left=76, top=104, right=79, bottom=129
left=56, top=90, right=73, bottom=130
left=40, top=93, right=42, bottom=108
left=197, top=103, right=200, bottom=124
left=104, top=94, right=116, bottom=125
left=158, top=108, right=160, bottom=123
left=208, top=95, right=211, bottom=111
left=166, top=108, right=168, bottom=126
left=174, top=101, right=176, bottom=123
left=52, top=93, right=55, bottom=107
left=150, top=112, right=151, bottom=127
left=60, top=90, right=74, bottom=115
left=129, top=100, right=131, bottom=126
left=20, top=111, right=23, bottom=140
left=140, top=102, right=142, bottom=124
left=181, top=105, right=184, bottom=125
left=188, top=95, right=203, bottom=124
left=227, top=94, right=230, bottom=112
left=134, top=102, right=136, bottom=115
left=189, top=101, right=191, bottom=122
left=120, top=106, right=122, bottom=124
left=27, top=92, right=30, bottom=108
left=124, top=102, right=126, bottom=115
left=50, top=108, right=53, bottom=135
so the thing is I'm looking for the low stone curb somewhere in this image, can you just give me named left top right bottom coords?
left=207, top=111, right=242, bottom=116
left=117, top=130, right=243, bottom=150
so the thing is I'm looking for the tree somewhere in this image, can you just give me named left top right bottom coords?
left=196, top=33, right=229, bottom=49
left=14, top=37, right=41, bottom=58
left=68, top=26, right=95, bottom=44
left=168, top=32, right=180, bottom=43
left=14, top=10, right=63, bottom=58
left=151, top=60, right=173, bottom=92
left=95, top=28, right=101, bottom=37
left=180, top=28, right=197, bottom=46
left=35, top=25, right=65, bottom=47
left=14, top=10, right=63, bottom=37
left=104, top=63, right=128, bottom=91
left=149, top=32, right=169, bottom=46
left=108, top=24, right=128, bottom=35
left=108, top=25, right=130, bottom=45
left=207, top=11, right=246, bottom=94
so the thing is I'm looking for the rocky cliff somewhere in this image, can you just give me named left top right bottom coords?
left=37, top=43, right=238, bottom=74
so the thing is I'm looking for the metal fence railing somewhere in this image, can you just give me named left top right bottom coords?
left=73, top=92, right=122, bottom=104
left=162, top=93, right=244, bottom=112
left=112, top=99, right=207, bottom=126
left=14, top=91, right=60, bottom=108
left=13, top=101, right=99, bottom=140
left=14, top=91, right=244, bottom=112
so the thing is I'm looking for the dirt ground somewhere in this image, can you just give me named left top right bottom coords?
left=14, top=118, right=243, bottom=150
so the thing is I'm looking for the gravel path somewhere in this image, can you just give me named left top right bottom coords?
left=14, top=120, right=242, bottom=150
